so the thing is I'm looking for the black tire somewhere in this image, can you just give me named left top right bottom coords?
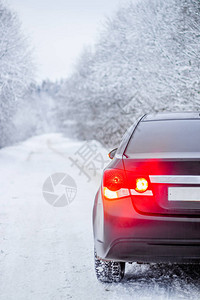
left=94, top=249, right=125, bottom=283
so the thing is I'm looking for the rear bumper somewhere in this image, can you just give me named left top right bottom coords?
left=93, top=192, right=200, bottom=263
left=105, top=238, right=200, bottom=263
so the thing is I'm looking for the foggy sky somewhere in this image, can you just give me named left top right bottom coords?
left=7, top=0, right=131, bottom=82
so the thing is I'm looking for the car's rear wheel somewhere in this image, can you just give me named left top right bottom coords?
left=94, top=249, right=125, bottom=283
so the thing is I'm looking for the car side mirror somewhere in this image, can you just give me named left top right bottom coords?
left=108, top=148, right=118, bottom=159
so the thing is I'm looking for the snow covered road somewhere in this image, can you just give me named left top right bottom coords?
left=0, top=134, right=200, bottom=300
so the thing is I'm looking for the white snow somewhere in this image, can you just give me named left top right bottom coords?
left=0, top=133, right=200, bottom=300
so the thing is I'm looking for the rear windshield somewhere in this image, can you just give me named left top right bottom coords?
left=125, top=120, right=200, bottom=157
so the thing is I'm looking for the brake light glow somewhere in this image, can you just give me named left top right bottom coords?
left=102, top=169, right=130, bottom=199
left=135, top=178, right=148, bottom=193
left=103, top=187, right=130, bottom=199
left=102, top=169, right=152, bottom=200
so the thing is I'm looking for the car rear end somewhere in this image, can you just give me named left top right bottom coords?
left=93, top=113, right=200, bottom=264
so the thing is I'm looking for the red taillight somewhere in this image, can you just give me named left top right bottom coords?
left=102, top=169, right=130, bottom=199
left=135, top=178, right=148, bottom=193
left=102, top=169, right=153, bottom=200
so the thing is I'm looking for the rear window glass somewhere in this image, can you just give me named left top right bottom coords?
left=125, top=120, right=200, bottom=156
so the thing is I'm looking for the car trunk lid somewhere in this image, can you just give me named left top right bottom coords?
left=123, top=158, right=200, bottom=216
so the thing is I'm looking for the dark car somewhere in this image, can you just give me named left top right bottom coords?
left=93, top=112, right=200, bottom=282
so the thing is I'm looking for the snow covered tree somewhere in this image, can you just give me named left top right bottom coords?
left=92, top=0, right=200, bottom=114
left=59, top=0, right=200, bottom=147
left=0, top=1, right=34, bottom=147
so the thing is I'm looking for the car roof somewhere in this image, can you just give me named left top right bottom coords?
left=142, top=112, right=200, bottom=122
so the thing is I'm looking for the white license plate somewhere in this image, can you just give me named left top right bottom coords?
left=168, top=187, right=200, bottom=201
